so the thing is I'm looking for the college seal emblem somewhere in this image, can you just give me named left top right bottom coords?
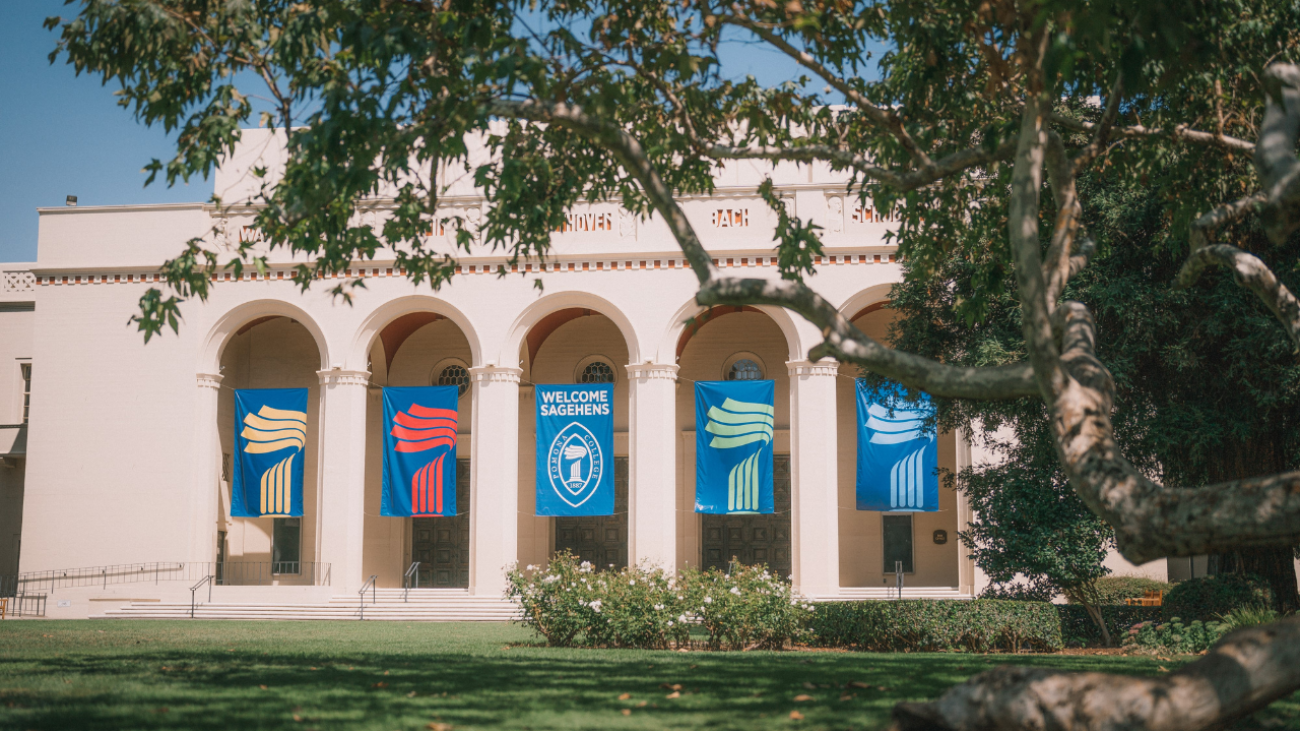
left=546, top=422, right=604, bottom=508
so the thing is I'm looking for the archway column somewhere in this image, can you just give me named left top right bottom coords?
left=190, top=373, right=224, bottom=565
left=468, top=365, right=522, bottom=596
left=787, top=359, right=841, bottom=598
left=317, top=369, right=371, bottom=593
left=626, top=363, right=678, bottom=570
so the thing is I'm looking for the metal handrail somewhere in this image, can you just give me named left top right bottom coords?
left=358, top=575, right=378, bottom=620
left=190, top=575, right=213, bottom=618
left=403, top=562, right=420, bottom=603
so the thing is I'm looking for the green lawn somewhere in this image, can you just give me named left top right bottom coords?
left=0, top=621, right=1295, bottom=730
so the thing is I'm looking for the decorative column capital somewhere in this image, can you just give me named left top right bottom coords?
left=196, top=372, right=225, bottom=390
left=786, top=359, right=839, bottom=378
left=317, top=369, right=372, bottom=387
left=625, top=362, right=679, bottom=382
left=468, top=365, right=523, bottom=384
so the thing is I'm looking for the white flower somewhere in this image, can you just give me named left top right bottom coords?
left=543, top=574, right=559, bottom=584
left=630, top=580, right=636, bottom=586
left=704, top=596, right=713, bottom=604
left=667, top=620, right=675, bottom=627
left=526, top=564, right=538, bottom=572
left=653, top=604, right=664, bottom=611
left=790, top=599, right=798, bottom=605
left=730, top=587, right=741, bottom=596
left=579, top=561, right=594, bottom=573
left=678, top=614, right=688, bottom=622
left=676, top=594, right=683, bottom=600
left=590, top=599, right=603, bottom=610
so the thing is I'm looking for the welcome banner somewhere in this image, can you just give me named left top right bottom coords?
left=535, top=384, right=615, bottom=516
left=232, top=388, right=308, bottom=518
left=855, top=379, right=938, bottom=512
left=695, top=380, right=775, bottom=514
left=382, top=386, right=460, bottom=517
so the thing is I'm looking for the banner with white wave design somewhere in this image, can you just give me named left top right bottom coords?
left=695, top=380, right=775, bottom=514
left=535, top=384, right=614, bottom=516
left=232, top=388, right=308, bottom=517
left=855, top=380, right=938, bottom=512
left=382, top=386, right=460, bottom=517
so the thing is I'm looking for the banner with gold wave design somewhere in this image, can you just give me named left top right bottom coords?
left=232, top=388, right=308, bottom=517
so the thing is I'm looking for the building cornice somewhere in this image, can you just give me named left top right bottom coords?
left=317, top=369, right=372, bottom=387
left=468, top=365, right=522, bottom=384
left=626, top=363, right=679, bottom=381
left=196, top=373, right=225, bottom=390
left=787, top=359, right=840, bottom=377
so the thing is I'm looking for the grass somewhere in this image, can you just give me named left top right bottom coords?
left=0, top=620, right=1296, bottom=730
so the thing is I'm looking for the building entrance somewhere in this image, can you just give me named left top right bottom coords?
left=701, top=454, right=792, bottom=577
left=554, top=456, right=629, bottom=569
left=411, top=458, right=470, bottom=588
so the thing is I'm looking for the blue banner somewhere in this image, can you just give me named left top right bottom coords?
left=535, top=384, right=615, bottom=516
left=856, top=380, right=938, bottom=511
left=232, top=388, right=308, bottom=518
left=382, top=386, right=460, bottom=517
left=695, top=380, right=775, bottom=514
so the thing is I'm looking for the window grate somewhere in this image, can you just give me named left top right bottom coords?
left=437, top=365, right=470, bottom=396
left=579, top=361, right=615, bottom=384
left=20, top=363, right=30, bottom=424
left=727, top=359, right=763, bottom=381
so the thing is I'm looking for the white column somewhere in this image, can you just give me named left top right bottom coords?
left=189, top=373, right=224, bottom=565
left=626, top=363, right=679, bottom=570
left=787, top=359, right=841, bottom=598
left=468, top=365, right=521, bottom=596
left=317, top=369, right=371, bottom=593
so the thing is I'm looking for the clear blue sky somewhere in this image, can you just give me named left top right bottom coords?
left=0, top=1, right=869, bottom=264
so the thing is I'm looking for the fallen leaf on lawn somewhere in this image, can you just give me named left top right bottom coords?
left=407, top=691, right=418, bottom=698
left=383, top=671, right=390, bottom=675
left=259, top=685, right=268, bottom=690
left=309, top=667, right=317, bottom=671
left=621, top=709, right=631, bottom=716
left=839, top=694, right=854, bottom=702
left=793, top=694, right=813, bottom=702
left=847, top=681, right=871, bottom=689
left=878, top=687, right=890, bottom=692
left=637, top=701, right=648, bottom=708
left=372, top=682, right=388, bottom=688
left=689, top=664, right=698, bottom=669
left=427, top=723, right=453, bottom=731
left=618, top=693, right=631, bottom=700
left=1158, top=666, right=1169, bottom=673
left=293, top=715, right=302, bottom=722
left=665, top=691, right=681, bottom=699
left=802, top=682, right=816, bottom=690
left=154, top=708, right=169, bottom=713
left=790, top=711, right=804, bottom=720
left=660, top=683, right=682, bottom=691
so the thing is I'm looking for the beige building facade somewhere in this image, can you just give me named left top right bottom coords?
left=1, top=129, right=1046, bottom=617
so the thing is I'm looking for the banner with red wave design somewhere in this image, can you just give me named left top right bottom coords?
left=382, top=386, right=460, bottom=517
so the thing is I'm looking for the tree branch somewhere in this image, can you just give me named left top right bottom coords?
left=893, top=616, right=1300, bottom=731
left=1048, top=112, right=1256, bottom=153
left=719, top=10, right=933, bottom=167
left=1176, top=244, right=1300, bottom=351
left=1043, top=131, right=1084, bottom=304
left=1256, top=63, right=1300, bottom=243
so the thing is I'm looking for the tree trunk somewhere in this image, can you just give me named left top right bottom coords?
left=1235, top=546, right=1299, bottom=613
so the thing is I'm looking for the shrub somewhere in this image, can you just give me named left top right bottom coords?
left=979, top=582, right=1057, bottom=602
left=1090, top=576, right=1173, bottom=605
left=506, top=552, right=689, bottom=649
left=1123, top=617, right=1230, bottom=654
left=506, top=553, right=810, bottom=650
left=679, top=563, right=813, bottom=650
left=1217, top=605, right=1282, bottom=631
left=1163, top=574, right=1274, bottom=622
left=809, top=599, right=1062, bottom=653
left=1057, top=605, right=1161, bottom=647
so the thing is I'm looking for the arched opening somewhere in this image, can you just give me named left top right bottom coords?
left=519, top=308, right=631, bottom=570
left=676, top=308, right=794, bottom=577
left=216, top=315, right=325, bottom=585
left=834, top=300, right=963, bottom=589
left=363, top=312, right=475, bottom=589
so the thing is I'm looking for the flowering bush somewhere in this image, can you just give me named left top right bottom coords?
left=506, top=553, right=810, bottom=650
left=1122, top=617, right=1230, bottom=654
left=506, top=552, right=689, bottom=649
left=679, top=563, right=813, bottom=650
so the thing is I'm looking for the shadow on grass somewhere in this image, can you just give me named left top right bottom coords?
left=0, top=621, right=1292, bottom=731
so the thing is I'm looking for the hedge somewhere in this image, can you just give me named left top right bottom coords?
left=1057, top=604, right=1161, bottom=647
left=1090, top=576, right=1174, bottom=606
left=809, top=599, right=1062, bottom=653
left=1163, top=574, right=1274, bottom=622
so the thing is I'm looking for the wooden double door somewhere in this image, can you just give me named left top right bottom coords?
left=411, top=458, right=471, bottom=588
left=701, top=454, right=792, bottom=577
left=554, top=456, right=629, bottom=570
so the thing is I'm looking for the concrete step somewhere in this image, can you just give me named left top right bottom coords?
left=93, top=595, right=522, bottom=621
